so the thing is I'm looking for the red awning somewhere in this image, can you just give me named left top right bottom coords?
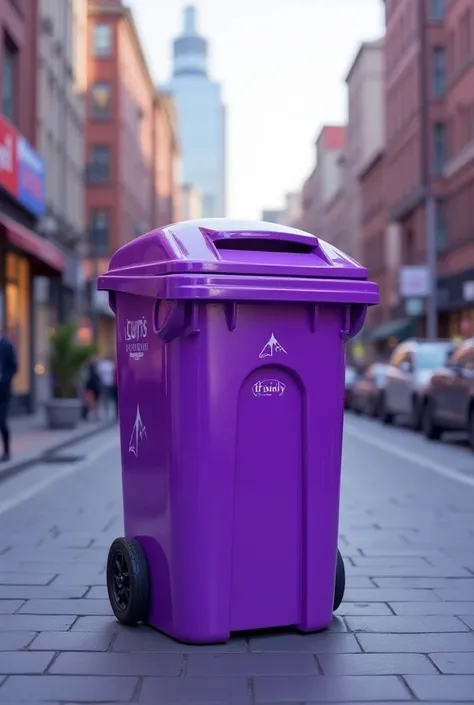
left=0, top=214, right=65, bottom=273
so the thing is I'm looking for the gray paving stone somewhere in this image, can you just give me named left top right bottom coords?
left=0, top=651, right=55, bottom=674
left=50, top=651, right=183, bottom=675
left=390, top=601, right=474, bottom=615
left=18, top=599, right=112, bottom=615
left=0, top=675, right=138, bottom=702
left=253, top=675, right=411, bottom=702
left=347, top=565, right=471, bottom=577
left=434, top=588, right=474, bottom=601
left=71, top=615, right=118, bottom=631
left=0, top=600, right=23, bottom=613
left=344, top=588, right=440, bottom=602
left=460, top=615, right=474, bottom=629
left=345, top=615, right=468, bottom=632
left=357, top=632, right=474, bottom=652
left=374, top=577, right=474, bottom=589
left=84, top=585, right=108, bottom=598
left=406, top=675, right=474, bottom=700
left=0, top=631, right=36, bottom=650
left=112, top=629, right=248, bottom=653
left=0, top=573, right=55, bottom=585
left=249, top=633, right=361, bottom=653
left=29, top=630, right=114, bottom=651
left=335, top=602, right=393, bottom=616
left=0, top=614, right=76, bottom=631
left=318, top=652, right=437, bottom=675
left=0, top=585, right=86, bottom=599
left=429, top=652, right=474, bottom=673
left=139, top=677, right=250, bottom=703
left=186, top=653, right=318, bottom=676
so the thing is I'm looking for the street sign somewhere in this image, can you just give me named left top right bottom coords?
left=399, top=266, right=430, bottom=298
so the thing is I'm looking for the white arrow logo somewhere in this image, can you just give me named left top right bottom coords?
left=259, top=333, right=287, bottom=359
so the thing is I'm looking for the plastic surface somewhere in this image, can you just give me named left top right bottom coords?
left=102, top=218, right=379, bottom=643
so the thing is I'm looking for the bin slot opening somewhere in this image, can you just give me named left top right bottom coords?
left=214, top=238, right=316, bottom=254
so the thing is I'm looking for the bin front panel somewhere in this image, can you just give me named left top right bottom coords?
left=114, top=294, right=348, bottom=642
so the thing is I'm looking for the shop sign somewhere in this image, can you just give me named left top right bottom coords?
left=0, top=115, right=45, bottom=217
left=17, top=136, right=45, bottom=217
left=0, top=117, right=18, bottom=195
left=399, top=266, right=430, bottom=298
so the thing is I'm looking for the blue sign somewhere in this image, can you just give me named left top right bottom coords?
left=17, top=135, right=46, bottom=218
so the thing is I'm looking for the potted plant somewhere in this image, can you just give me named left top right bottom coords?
left=45, top=322, right=96, bottom=430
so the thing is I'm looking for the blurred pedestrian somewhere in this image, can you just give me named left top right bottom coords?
left=0, top=330, right=18, bottom=462
left=83, top=360, right=102, bottom=421
left=97, top=356, right=116, bottom=419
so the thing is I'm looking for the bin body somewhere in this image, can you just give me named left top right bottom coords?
left=99, top=218, right=378, bottom=643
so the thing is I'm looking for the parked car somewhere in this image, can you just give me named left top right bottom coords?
left=350, top=363, right=389, bottom=417
left=422, top=338, right=474, bottom=450
left=380, top=339, right=456, bottom=430
left=344, top=366, right=357, bottom=409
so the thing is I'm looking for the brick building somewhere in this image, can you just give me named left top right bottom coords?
left=0, top=0, right=65, bottom=414
left=439, top=0, right=474, bottom=339
left=85, top=0, right=180, bottom=354
left=296, top=125, right=346, bottom=239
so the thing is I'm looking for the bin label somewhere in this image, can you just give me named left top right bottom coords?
left=128, top=404, right=147, bottom=457
left=124, top=317, right=149, bottom=360
left=259, top=333, right=287, bottom=359
left=252, top=379, right=286, bottom=397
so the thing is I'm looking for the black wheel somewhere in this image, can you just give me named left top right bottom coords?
left=421, top=398, right=442, bottom=441
left=410, top=395, right=422, bottom=431
left=107, top=537, right=149, bottom=626
left=468, top=407, right=474, bottom=452
left=333, top=549, right=345, bottom=611
left=380, top=394, right=394, bottom=425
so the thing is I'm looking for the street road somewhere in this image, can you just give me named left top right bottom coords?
left=0, top=417, right=474, bottom=703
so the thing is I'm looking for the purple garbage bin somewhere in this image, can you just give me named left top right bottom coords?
left=98, top=218, right=379, bottom=644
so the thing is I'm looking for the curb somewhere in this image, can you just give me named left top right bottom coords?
left=0, top=420, right=116, bottom=484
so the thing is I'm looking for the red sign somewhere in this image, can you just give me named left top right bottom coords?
left=0, top=116, right=18, bottom=196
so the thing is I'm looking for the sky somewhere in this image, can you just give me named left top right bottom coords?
left=128, top=0, right=385, bottom=220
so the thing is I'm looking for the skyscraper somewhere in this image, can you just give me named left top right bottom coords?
left=167, top=6, right=226, bottom=217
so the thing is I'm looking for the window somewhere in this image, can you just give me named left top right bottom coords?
left=430, top=0, right=445, bottom=20
left=436, top=199, right=448, bottom=252
left=93, top=23, right=112, bottom=57
left=88, top=144, right=110, bottom=183
left=434, top=123, right=447, bottom=173
left=90, top=209, right=110, bottom=254
left=433, top=48, right=446, bottom=97
left=90, top=82, right=111, bottom=119
left=2, top=35, right=17, bottom=122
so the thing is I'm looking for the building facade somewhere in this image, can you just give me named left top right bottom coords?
left=296, top=125, right=346, bottom=239
left=382, top=0, right=447, bottom=341
left=86, top=0, right=179, bottom=355
left=35, top=0, right=88, bottom=403
left=0, top=0, right=64, bottom=415
left=181, top=183, right=202, bottom=220
left=438, top=0, right=474, bottom=339
left=344, top=40, right=385, bottom=261
left=167, top=6, right=226, bottom=218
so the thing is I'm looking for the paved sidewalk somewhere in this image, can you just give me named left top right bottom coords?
left=0, top=410, right=116, bottom=480
left=0, top=418, right=473, bottom=702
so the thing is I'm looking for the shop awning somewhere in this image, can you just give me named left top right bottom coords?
left=0, top=214, right=65, bottom=273
left=367, top=318, right=415, bottom=342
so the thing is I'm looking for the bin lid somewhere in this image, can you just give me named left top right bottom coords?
left=99, top=218, right=369, bottom=282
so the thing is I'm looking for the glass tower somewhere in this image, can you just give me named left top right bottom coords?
left=167, top=6, right=226, bottom=217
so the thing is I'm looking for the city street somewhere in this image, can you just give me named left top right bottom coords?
left=0, top=417, right=474, bottom=703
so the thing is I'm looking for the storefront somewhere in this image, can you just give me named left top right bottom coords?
left=437, top=269, right=474, bottom=341
left=0, top=114, right=64, bottom=414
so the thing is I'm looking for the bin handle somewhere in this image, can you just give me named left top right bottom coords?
left=341, top=304, right=367, bottom=341
left=153, top=299, right=187, bottom=343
